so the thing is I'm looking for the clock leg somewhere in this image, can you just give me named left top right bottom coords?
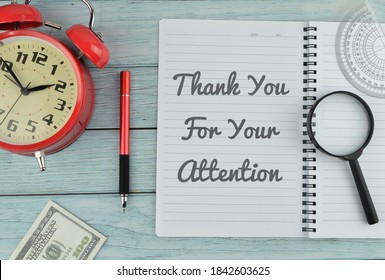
left=35, top=150, right=46, bottom=171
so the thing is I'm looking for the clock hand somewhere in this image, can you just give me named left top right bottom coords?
left=0, top=57, right=25, bottom=89
left=4, top=77, right=53, bottom=95
left=3, top=67, right=53, bottom=94
left=28, top=84, right=56, bottom=92
left=0, top=92, right=23, bottom=126
left=0, top=81, right=31, bottom=125
left=4, top=75, right=22, bottom=89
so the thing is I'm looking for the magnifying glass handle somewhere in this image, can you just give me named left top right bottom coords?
left=349, top=159, right=379, bottom=225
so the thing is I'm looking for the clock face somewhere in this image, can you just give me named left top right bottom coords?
left=0, top=35, right=78, bottom=145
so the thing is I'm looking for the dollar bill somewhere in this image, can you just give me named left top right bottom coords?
left=10, top=200, right=106, bottom=260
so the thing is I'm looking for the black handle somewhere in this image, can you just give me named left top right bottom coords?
left=349, top=159, right=378, bottom=225
left=119, top=155, right=130, bottom=195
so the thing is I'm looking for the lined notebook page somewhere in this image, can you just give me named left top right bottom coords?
left=157, top=20, right=305, bottom=237
left=311, top=21, right=385, bottom=238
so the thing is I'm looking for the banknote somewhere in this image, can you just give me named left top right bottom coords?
left=10, top=200, right=106, bottom=260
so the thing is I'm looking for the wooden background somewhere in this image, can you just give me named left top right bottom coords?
left=1, top=0, right=385, bottom=259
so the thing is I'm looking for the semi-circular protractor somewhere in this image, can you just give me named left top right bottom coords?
left=337, top=3, right=385, bottom=98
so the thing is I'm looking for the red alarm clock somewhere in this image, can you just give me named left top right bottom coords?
left=0, top=0, right=109, bottom=171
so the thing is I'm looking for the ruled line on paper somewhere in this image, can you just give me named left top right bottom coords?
left=166, top=60, right=299, bottom=65
left=164, top=202, right=298, bottom=206
left=164, top=118, right=299, bottom=122
left=164, top=160, right=299, bottom=165
left=161, top=220, right=298, bottom=223
left=165, top=68, right=299, bottom=74
left=163, top=211, right=298, bottom=215
left=166, top=33, right=298, bottom=39
left=161, top=194, right=299, bottom=198
left=164, top=92, right=301, bottom=96
left=164, top=101, right=299, bottom=106
left=166, top=51, right=300, bottom=57
left=165, top=43, right=299, bottom=48
left=163, top=144, right=299, bottom=148
left=162, top=186, right=298, bottom=190
left=165, top=110, right=298, bottom=114
left=163, top=151, right=299, bottom=156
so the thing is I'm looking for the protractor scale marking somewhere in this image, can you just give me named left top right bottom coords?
left=337, top=4, right=385, bottom=97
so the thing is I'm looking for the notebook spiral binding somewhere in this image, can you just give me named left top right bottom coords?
left=302, top=26, right=317, bottom=233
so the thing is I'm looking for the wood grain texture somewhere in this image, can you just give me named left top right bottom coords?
left=1, top=0, right=385, bottom=260
left=0, top=130, right=156, bottom=195
left=1, top=195, right=385, bottom=260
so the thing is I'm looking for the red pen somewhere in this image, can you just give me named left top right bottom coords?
left=120, top=71, right=130, bottom=208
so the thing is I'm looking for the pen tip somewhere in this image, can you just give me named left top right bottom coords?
left=121, top=194, right=128, bottom=209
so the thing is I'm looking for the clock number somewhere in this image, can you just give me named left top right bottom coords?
left=55, top=80, right=67, bottom=93
left=54, top=98, right=67, bottom=111
left=16, top=52, right=28, bottom=64
left=7, top=120, right=38, bottom=133
left=7, top=119, right=19, bottom=132
left=26, top=120, right=38, bottom=133
left=51, top=65, right=58, bottom=76
left=0, top=59, right=13, bottom=72
left=4, top=119, right=38, bottom=133
left=42, top=114, right=54, bottom=126
left=32, top=52, right=48, bottom=66
left=15, top=52, right=49, bottom=66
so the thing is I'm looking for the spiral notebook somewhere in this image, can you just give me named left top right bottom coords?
left=156, top=19, right=385, bottom=238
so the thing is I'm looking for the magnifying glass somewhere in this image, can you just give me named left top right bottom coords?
left=307, top=91, right=378, bottom=225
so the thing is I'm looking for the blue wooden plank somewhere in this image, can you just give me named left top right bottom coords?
left=0, top=0, right=376, bottom=66
left=1, top=195, right=385, bottom=260
left=88, top=67, right=158, bottom=129
left=0, top=130, right=156, bottom=195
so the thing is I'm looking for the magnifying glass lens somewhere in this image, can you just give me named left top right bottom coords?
left=311, top=93, right=372, bottom=157
left=307, top=91, right=378, bottom=225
